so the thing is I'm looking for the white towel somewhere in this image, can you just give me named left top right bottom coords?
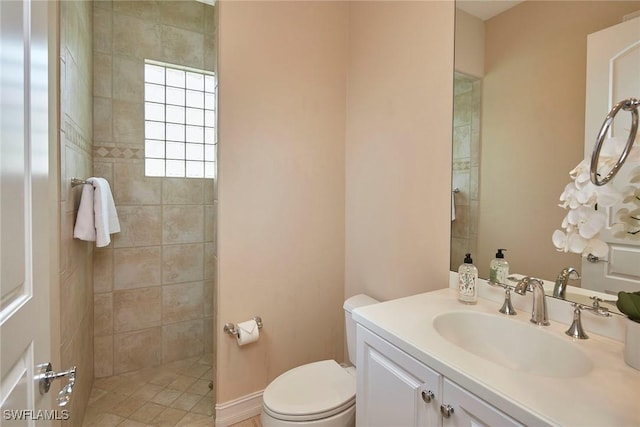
left=73, top=183, right=97, bottom=242
left=73, top=177, right=120, bottom=247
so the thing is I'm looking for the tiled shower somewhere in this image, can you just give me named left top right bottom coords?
left=60, top=1, right=218, bottom=425
left=92, top=0, right=217, bottom=376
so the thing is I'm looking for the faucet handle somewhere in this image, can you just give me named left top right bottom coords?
left=487, top=279, right=517, bottom=315
left=498, top=287, right=517, bottom=316
left=589, top=296, right=605, bottom=310
left=487, top=280, right=517, bottom=315
left=565, top=303, right=611, bottom=340
left=566, top=304, right=589, bottom=339
left=582, top=302, right=611, bottom=317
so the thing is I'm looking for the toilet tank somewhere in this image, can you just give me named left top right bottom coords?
left=343, top=294, right=379, bottom=366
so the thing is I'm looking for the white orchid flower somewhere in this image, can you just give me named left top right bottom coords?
left=569, top=159, right=591, bottom=185
left=616, top=207, right=631, bottom=221
left=552, top=230, right=570, bottom=252
left=567, top=233, right=587, bottom=254
left=622, top=185, right=640, bottom=203
left=567, top=206, right=606, bottom=239
left=593, top=183, right=623, bottom=207
left=629, top=166, right=640, bottom=183
left=611, top=223, right=629, bottom=239
left=582, top=237, right=608, bottom=258
left=564, top=232, right=607, bottom=257
left=555, top=133, right=640, bottom=255
left=559, top=182, right=579, bottom=209
left=574, top=183, right=598, bottom=206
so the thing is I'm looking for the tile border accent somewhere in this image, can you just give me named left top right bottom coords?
left=214, top=390, right=264, bottom=427
left=63, top=118, right=92, bottom=155
left=94, top=145, right=145, bottom=160
left=452, top=160, right=470, bottom=171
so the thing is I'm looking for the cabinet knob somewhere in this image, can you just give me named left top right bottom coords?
left=421, top=390, right=435, bottom=403
left=440, top=404, right=454, bottom=418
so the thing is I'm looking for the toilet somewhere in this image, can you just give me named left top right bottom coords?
left=260, top=294, right=379, bottom=427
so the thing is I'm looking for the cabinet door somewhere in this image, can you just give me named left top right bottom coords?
left=357, top=325, right=442, bottom=427
left=442, top=379, right=523, bottom=427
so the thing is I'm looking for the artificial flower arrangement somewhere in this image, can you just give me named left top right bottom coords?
left=617, top=291, right=640, bottom=323
left=552, top=135, right=640, bottom=258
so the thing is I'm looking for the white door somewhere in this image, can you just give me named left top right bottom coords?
left=0, top=0, right=54, bottom=425
left=582, top=16, right=640, bottom=294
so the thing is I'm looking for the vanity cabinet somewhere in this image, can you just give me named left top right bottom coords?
left=441, top=379, right=522, bottom=427
left=356, top=325, right=441, bottom=427
left=356, top=325, right=522, bottom=427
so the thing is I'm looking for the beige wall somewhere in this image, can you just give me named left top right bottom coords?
left=217, top=1, right=348, bottom=402
left=345, top=1, right=455, bottom=302
left=217, top=0, right=454, bottom=403
left=478, top=1, right=640, bottom=280
left=91, top=0, right=217, bottom=378
left=59, top=1, right=94, bottom=424
left=454, top=8, right=484, bottom=78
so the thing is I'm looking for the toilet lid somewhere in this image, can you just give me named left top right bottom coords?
left=262, top=360, right=356, bottom=421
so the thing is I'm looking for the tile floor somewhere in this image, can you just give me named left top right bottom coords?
left=83, top=354, right=217, bottom=426
left=83, top=354, right=263, bottom=427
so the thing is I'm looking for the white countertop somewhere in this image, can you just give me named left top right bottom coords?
left=352, top=288, right=640, bottom=427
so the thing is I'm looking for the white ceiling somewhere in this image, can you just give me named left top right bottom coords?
left=456, top=0, right=525, bottom=21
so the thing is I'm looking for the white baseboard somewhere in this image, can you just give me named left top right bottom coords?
left=215, top=389, right=264, bottom=427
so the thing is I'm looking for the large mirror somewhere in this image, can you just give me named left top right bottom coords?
left=451, top=0, right=640, bottom=309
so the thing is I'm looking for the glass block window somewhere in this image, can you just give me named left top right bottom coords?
left=144, top=60, right=216, bottom=178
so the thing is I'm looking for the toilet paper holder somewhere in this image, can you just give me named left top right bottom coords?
left=223, top=316, right=263, bottom=338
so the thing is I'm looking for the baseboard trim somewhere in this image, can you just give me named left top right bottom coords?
left=215, top=389, right=264, bottom=427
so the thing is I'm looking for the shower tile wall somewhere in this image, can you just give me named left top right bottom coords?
left=450, top=74, right=481, bottom=270
left=60, top=1, right=95, bottom=425
left=91, top=0, right=217, bottom=378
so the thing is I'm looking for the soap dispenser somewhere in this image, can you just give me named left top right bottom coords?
left=458, top=253, right=478, bottom=304
left=489, top=249, right=509, bottom=286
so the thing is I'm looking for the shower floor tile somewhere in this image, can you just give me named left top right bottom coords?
left=83, top=354, right=215, bottom=427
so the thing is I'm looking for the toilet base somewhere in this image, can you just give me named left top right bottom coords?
left=260, top=404, right=355, bottom=427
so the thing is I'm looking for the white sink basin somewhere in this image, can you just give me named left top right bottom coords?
left=433, top=311, right=593, bottom=378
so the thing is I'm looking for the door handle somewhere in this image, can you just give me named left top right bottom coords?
left=36, top=363, right=76, bottom=407
left=586, top=253, right=608, bottom=263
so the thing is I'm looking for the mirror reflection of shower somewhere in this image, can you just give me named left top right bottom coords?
left=450, top=72, right=482, bottom=271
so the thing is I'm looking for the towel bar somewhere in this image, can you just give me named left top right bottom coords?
left=590, top=98, right=640, bottom=186
left=71, top=178, right=91, bottom=187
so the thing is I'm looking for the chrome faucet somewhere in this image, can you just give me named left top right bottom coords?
left=514, top=277, right=550, bottom=326
left=565, top=299, right=611, bottom=339
left=553, top=267, right=580, bottom=299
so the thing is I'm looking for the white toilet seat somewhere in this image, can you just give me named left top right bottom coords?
left=262, top=360, right=355, bottom=422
